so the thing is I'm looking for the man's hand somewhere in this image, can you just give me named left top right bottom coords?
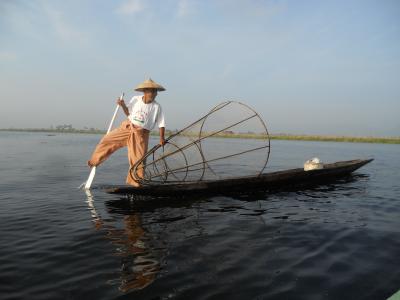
left=117, top=98, right=125, bottom=106
left=159, top=137, right=166, bottom=146
left=117, top=98, right=130, bottom=117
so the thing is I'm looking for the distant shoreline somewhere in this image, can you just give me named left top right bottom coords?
left=0, top=128, right=106, bottom=134
left=0, top=128, right=399, bottom=144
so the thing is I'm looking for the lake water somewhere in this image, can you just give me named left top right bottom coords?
left=0, top=131, right=399, bottom=300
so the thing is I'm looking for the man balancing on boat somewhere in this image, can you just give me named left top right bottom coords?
left=87, top=78, right=166, bottom=187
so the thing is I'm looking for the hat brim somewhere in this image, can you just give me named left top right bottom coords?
left=134, top=86, right=166, bottom=92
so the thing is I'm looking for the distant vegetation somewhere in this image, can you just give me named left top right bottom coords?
left=268, top=134, right=400, bottom=144
left=216, top=132, right=400, bottom=144
left=1, top=127, right=399, bottom=144
left=180, top=131, right=400, bottom=144
left=0, top=127, right=105, bottom=134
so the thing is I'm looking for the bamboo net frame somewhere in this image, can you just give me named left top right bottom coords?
left=130, top=101, right=271, bottom=185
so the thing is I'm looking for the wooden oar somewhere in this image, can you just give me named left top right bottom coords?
left=83, top=93, right=124, bottom=190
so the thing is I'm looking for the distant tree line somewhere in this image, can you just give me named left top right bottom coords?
left=0, top=127, right=399, bottom=144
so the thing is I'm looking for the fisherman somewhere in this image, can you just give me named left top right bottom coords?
left=87, top=78, right=166, bottom=186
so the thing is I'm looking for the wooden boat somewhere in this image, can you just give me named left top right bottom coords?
left=104, top=159, right=373, bottom=196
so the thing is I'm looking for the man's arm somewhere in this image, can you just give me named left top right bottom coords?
left=159, top=127, right=166, bottom=146
left=117, top=99, right=129, bottom=117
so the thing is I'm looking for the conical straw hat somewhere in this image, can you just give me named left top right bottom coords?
left=134, top=78, right=166, bottom=92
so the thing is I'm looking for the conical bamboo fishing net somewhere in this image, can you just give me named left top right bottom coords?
left=130, top=101, right=270, bottom=185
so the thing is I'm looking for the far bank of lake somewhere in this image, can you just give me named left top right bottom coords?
left=0, top=128, right=399, bottom=144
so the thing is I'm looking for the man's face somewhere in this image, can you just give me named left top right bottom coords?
left=143, top=89, right=158, bottom=102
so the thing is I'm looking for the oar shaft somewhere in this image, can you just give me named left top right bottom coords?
left=84, top=93, right=124, bottom=190
left=107, top=93, right=123, bottom=133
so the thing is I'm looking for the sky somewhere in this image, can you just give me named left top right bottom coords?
left=0, top=0, right=399, bottom=136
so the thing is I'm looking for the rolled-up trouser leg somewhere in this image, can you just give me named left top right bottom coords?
left=88, top=120, right=131, bottom=167
left=126, top=128, right=150, bottom=186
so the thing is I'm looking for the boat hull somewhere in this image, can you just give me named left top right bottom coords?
left=104, top=159, right=373, bottom=196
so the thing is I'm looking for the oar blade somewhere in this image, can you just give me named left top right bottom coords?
left=84, top=167, right=96, bottom=189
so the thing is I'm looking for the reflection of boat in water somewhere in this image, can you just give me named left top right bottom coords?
left=104, top=159, right=373, bottom=196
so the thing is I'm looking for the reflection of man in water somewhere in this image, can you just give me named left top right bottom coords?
left=119, top=214, right=160, bottom=291
left=87, top=194, right=161, bottom=292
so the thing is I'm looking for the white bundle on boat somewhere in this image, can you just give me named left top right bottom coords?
left=304, top=157, right=324, bottom=171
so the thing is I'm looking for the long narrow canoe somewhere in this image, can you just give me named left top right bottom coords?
left=104, top=159, right=373, bottom=196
